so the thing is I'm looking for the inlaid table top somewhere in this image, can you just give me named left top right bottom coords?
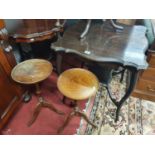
left=11, top=59, right=53, bottom=84
left=57, top=68, right=99, bottom=100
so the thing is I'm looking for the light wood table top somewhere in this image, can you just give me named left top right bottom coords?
left=57, top=68, right=99, bottom=100
left=11, top=59, right=53, bottom=84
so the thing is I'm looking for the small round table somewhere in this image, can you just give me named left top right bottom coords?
left=11, top=59, right=64, bottom=126
left=57, top=68, right=99, bottom=133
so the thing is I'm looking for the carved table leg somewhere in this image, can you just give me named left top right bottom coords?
left=28, top=96, right=64, bottom=127
left=62, top=96, right=66, bottom=104
left=27, top=98, right=42, bottom=126
left=120, top=68, right=125, bottom=83
left=77, top=110, right=97, bottom=128
left=115, top=68, right=139, bottom=122
left=28, top=83, right=64, bottom=126
left=35, top=83, right=41, bottom=95
left=42, top=98, right=64, bottom=115
left=57, top=104, right=97, bottom=134
left=106, top=67, right=139, bottom=122
left=57, top=111, right=75, bottom=134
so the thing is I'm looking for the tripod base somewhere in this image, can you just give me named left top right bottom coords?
left=28, top=96, right=64, bottom=127
left=57, top=106, right=97, bottom=134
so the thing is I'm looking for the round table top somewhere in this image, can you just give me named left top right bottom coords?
left=11, top=59, right=53, bottom=84
left=57, top=68, right=99, bottom=100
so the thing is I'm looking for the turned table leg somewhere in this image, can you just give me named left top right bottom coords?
left=27, top=98, right=42, bottom=126
left=28, top=83, right=64, bottom=127
left=57, top=101, right=97, bottom=134
left=105, top=67, right=139, bottom=122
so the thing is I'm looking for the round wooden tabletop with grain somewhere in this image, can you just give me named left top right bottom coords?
left=11, top=59, right=53, bottom=84
left=57, top=68, right=99, bottom=100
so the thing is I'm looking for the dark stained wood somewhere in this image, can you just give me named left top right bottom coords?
left=52, top=20, right=149, bottom=122
left=10, top=19, right=64, bottom=43
left=52, top=20, right=148, bottom=70
left=0, top=19, right=25, bottom=130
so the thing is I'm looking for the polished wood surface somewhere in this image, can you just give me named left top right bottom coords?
left=140, top=67, right=155, bottom=81
left=11, top=58, right=63, bottom=126
left=132, top=49, right=155, bottom=102
left=57, top=68, right=99, bottom=133
left=10, top=19, right=64, bottom=43
left=52, top=20, right=148, bottom=70
left=52, top=20, right=149, bottom=123
left=11, top=59, right=53, bottom=84
left=0, top=19, right=25, bottom=130
left=147, top=50, right=155, bottom=67
left=132, top=78, right=155, bottom=102
left=57, top=68, right=99, bottom=100
left=0, top=19, right=5, bottom=29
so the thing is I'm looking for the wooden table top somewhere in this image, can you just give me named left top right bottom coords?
left=57, top=68, right=99, bottom=100
left=10, top=19, right=64, bottom=43
left=52, top=20, right=149, bottom=70
left=11, top=59, right=53, bottom=84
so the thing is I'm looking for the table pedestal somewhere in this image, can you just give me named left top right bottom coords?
left=57, top=100, right=97, bottom=134
left=27, top=83, right=64, bottom=127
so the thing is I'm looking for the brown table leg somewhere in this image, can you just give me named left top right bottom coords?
left=57, top=111, right=75, bottom=134
left=57, top=102, right=97, bottom=134
left=28, top=84, right=64, bottom=127
left=35, top=83, right=42, bottom=95
left=27, top=98, right=42, bottom=127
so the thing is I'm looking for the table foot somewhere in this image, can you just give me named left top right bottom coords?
left=77, top=110, right=97, bottom=128
left=57, top=106, right=97, bottom=134
left=27, top=101, right=42, bottom=127
left=28, top=97, right=64, bottom=127
left=57, top=111, right=75, bottom=134
left=115, top=106, right=121, bottom=122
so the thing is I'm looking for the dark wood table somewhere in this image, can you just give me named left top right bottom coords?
left=10, top=19, right=64, bottom=61
left=51, top=20, right=149, bottom=122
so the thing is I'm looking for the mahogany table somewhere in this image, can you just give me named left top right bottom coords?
left=57, top=68, right=99, bottom=133
left=11, top=59, right=64, bottom=126
left=10, top=19, right=64, bottom=60
left=51, top=20, right=149, bottom=122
